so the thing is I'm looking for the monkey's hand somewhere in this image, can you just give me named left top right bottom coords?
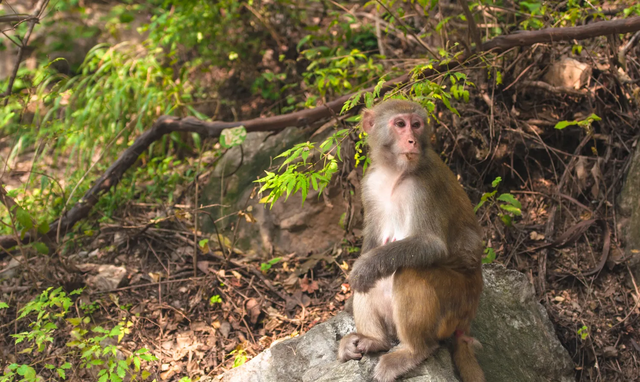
left=349, top=255, right=381, bottom=292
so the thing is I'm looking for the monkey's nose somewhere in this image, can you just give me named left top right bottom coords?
left=408, top=139, right=415, bottom=145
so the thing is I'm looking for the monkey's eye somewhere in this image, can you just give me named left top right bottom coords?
left=396, top=120, right=406, bottom=128
left=412, top=122, right=421, bottom=128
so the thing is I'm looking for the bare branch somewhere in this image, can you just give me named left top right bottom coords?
left=0, top=14, right=33, bottom=24
left=1, top=0, right=49, bottom=100
left=458, top=0, right=482, bottom=49
left=482, top=16, right=640, bottom=52
left=520, top=81, right=588, bottom=97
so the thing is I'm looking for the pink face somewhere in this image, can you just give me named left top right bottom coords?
left=389, top=113, right=424, bottom=159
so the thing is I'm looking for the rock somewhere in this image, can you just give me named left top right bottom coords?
left=618, top=144, right=640, bottom=280
left=216, top=265, right=574, bottom=382
left=200, top=127, right=359, bottom=257
left=0, top=257, right=22, bottom=281
left=543, top=57, right=591, bottom=90
left=85, top=264, right=127, bottom=291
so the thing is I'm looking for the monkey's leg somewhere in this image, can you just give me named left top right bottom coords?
left=338, top=280, right=394, bottom=362
left=373, top=268, right=440, bottom=382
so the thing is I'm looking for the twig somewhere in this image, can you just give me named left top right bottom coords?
left=520, top=80, right=588, bottom=97
left=375, top=0, right=439, bottom=59
left=208, top=251, right=289, bottom=302
left=90, top=276, right=206, bottom=295
left=0, top=15, right=34, bottom=24
left=1, top=0, right=49, bottom=102
left=458, top=0, right=482, bottom=48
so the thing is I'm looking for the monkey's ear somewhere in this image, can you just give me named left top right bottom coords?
left=362, top=110, right=375, bottom=134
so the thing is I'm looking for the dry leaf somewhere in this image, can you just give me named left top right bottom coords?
left=231, top=270, right=242, bottom=280
left=246, top=298, right=262, bottom=324
left=300, top=276, right=319, bottom=293
left=285, top=290, right=311, bottom=312
left=590, top=158, right=603, bottom=198
left=197, top=261, right=211, bottom=274
left=575, top=156, right=587, bottom=191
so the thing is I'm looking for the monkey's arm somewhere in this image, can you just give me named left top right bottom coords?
left=349, top=235, right=448, bottom=292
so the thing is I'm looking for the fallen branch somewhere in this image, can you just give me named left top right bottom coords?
left=482, top=16, right=640, bottom=52
left=520, top=80, right=588, bottom=97
left=2, top=16, right=640, bottom=251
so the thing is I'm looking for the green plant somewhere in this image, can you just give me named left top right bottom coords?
left=577, top=325, right=589, bottom=341
left=482, top=246, right=496, bottom=264
left=474, top=177, right=522, bottom=227
left=554, top=113, right=601, bottom=130
left=1, top=288, right=156, bottom=382
left=209, top=295, right=222, bottom=305
left=260, top=257, right=282, bottom=273
left=229, top=348, right=248, bottom=368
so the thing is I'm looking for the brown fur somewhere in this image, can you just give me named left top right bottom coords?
left=338, top=100, right=485, bottom=382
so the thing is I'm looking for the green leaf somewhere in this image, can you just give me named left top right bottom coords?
left=491, top=177, right=502, bottom=188
left=57, top=368, right=67, bottom=379
left=0, top=302, right=8, bottom=309
left=220, top=126, right=247, bottom=148
left=554, top=120, right=577, bottom=130
left=482, top=247, right=496, bottom=264
left=497, top=193, right=522, bottom=209
left=33, top=242, right=49, bottom=255
left=500, top=204, right=522, bottom=216
left=297, top=35, right=312, bottom=51
left=37, top=221, right=50, bottom=234
left=15, top=208, right=33, bottom=230
left=500, top=214, right=513, bottom=227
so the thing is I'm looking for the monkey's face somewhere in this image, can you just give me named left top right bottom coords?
left=387, top=113, right=426, bottom=163
left=362, top=101, right=430, bottom=171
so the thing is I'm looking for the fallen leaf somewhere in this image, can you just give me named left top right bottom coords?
left=300, top=276, right=319, bottom=294
left=246, top=298, right=262, bottom=324
left=197, top=261, right=211, bottom=274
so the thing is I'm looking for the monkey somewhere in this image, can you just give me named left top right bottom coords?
left=337, top=99, right=485, bottom=382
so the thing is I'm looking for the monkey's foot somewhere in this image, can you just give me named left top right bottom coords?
left=337, top=333, right=364, bottom=362
left=373, top=346, right=435, bottom=382
left=338, top=333, right=391, bottom=362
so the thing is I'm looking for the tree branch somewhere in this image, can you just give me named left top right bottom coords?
left=0, top=14, right=34, bottom=24
left=482, top=16, right=640, bottom=52
left=1, top=16, right=640, bottom=251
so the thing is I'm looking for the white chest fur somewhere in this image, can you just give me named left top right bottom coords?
left=363, top=167, right=416, bottom=244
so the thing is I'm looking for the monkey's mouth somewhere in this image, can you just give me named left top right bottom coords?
left=403, top=153, right=419, bottom=161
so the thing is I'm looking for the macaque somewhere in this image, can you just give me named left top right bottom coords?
left=338, top=99, right=485, bottom=382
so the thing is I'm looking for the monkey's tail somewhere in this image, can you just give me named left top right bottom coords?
left=452, top=332, right=485, bottom=382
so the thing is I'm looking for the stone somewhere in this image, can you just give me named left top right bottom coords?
left=85, top=264, right=127, bottom=291
left=543, top=57, right=591, bottom=90
left=216, top=265, right=574, bottom=382
left=618, top=143, right=640, bottom=280
left=200, top=127, right=359, bottom=257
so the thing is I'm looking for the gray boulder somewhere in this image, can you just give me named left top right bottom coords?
left=618, top=144, right=640, bottom=280
left=216, top=264, right=574, bottom=382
